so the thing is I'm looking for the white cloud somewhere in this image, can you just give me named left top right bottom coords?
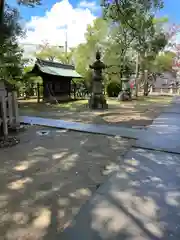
left=20, top=0, right=96, bottom=56
left=78, top=1, right=99, bottom=10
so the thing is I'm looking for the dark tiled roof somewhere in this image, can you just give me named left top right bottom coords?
left=33, top=58, right=81, bottom=78
left=36, top=58, right=75, bottom=70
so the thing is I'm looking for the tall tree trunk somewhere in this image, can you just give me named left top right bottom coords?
left=139, top=52, right=149, bottom=96
left=0, top=0, right=4, bottom=26
left=143, top=70, right=149, bottom=96
left=143, top=52, right=148, bottom=96
left=135, top=53, right=139, bottom=97
left=138, top=53, right=145, bottom=94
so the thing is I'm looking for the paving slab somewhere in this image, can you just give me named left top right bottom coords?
left=60, top=148, right=180, bottom=240
left=135, top=96, right=180, bottom=154
left=172, top=96, right=180, bottom=104
left=20, top=116, right=144, bottom=139
left=162, top=96, right=180, bottom=114
left=135, top=112, right=180, bottom=154
left=60, top=96, right=180, bottom=239
left=163, top=105, right=180, bottom=114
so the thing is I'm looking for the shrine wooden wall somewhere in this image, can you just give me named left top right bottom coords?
left=41, top=73, right=71, bottom=102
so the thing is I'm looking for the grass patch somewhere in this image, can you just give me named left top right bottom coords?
left=19, top=95, right=173, bottom=116
left=106, top=95, right=173, bottom=107
left=53, top=100, right=88, bottom=110
left=137, top=96, right=172, bottom=103
left=19, top=99, right=88, bottom=114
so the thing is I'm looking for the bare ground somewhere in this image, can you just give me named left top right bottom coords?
left=19, top=96, right=172, bottom=128
left=0, top=96, right=171, bottom=239
left=0, top=126, right=132, bottom=240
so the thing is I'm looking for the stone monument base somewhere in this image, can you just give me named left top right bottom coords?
left=88, top=94, right=108, bottom=109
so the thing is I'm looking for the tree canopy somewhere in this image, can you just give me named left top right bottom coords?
left=1, top=0, right=177, bottom=97
left=0, top=4, right=25, bottom=84
left=17, top=0, right=41, bottom=6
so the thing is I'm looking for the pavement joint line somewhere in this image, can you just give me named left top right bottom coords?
left=162, top=111, right=180, bottom=115
left=22, top=120, right=179, bottom=154
left=20, top=121, right=138, bottom=139
left=132, top=143, right=180, bottom=155
left=21, top=122, right=138, bottom=140
left=20, top=116, right=144, bottom=139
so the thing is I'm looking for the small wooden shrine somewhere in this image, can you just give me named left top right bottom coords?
left=30, top=58, right=82, bottom=102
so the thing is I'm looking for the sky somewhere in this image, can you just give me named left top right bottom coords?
left=6, top=0, right=180, bottom=58
left=7, top=0, right=100, bottom=48
left=159, top=0, right=180, bottom=24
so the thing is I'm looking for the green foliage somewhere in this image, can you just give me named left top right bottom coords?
left=102, top=1, right=167, bottom=55
left=23, top=65, right=33, bottom=73
left=103, top=21, right=135, bottom=79
left=150, top=51, right=176, bottom=73
left=73, top=11, right=168, bottom=97
left=17, top=0, right=41, bottom=6
left=148, top=33, right=167, bottom=55
left=73, top=18, right=108, bottom=84
left=0, top=0, right=169, bottom=98
left=23, top=65, right=42, bottom=83
left=0, top=4, right=25, bottom=84
left=131, top=16, right=167, bottom=62
left=102, top=2, right=167, bottom=75
left=101, top=0, right=169, bottom=96
left=106, top=81, right=122, bottom=97
left=153, top=16, right=168, bottom=24
left=102, top=0, right=164, bottom=40
left=35, top=44, right=75, bottom=64
left=19, top=65, right=42, bottom=98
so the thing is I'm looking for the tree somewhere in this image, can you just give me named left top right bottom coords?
left=101, top=0, right=167, bottom=96
left=73, top=43, right=93, bottom=90
left=102, top=0, right=164, bottom=31
left=0, top=4, right=25, bottom=139
left=129, top=14, right=167, bottom=95
left=138, top=51, right=175, bottom=95
left=56, top=47, right=75, bottom=64
left=0, top=0, right=41, bottom=27
left=151, top=51, right=176, bottom=73
left=35, top=43, right=74, bottom=64
left=73, top=18, right=108, bottom=88
left=36, top=44, right=64, bottom=62
left=0, top=4, right=25, bottom=85
left=17, top=0, right=41, bottom=6
left=103, top=21, right=135, bottom=82
left=20, top=65, right=42, bottom=98
left=163, top=24, right=180, bottom=72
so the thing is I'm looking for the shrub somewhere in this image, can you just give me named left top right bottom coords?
left=106, top=81, right=121, bottom=97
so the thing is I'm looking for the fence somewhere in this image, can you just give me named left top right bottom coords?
left=17, top=83, right=43, bottom=102
left=0, top=90, right=19, bottom=137
left=17, top=83, right=91, bottom=102
left=150, top=87, right=180, bottom=95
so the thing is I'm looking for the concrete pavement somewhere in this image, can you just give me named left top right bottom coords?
left=20, top=116, right=144, bottom=139
left=134, top=96, right=180, bottom=154
left=60, top=97, right=180, bottom=240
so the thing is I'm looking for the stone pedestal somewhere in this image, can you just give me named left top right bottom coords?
left=89, top=81, right=108, bottom=109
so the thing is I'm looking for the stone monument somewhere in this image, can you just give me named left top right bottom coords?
left=88, top=51, right=108, bottom=109
left=118, top=77, right=132, bottom=101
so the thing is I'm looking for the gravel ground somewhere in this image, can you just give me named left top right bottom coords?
left=0, top=125, right=133, bottom=240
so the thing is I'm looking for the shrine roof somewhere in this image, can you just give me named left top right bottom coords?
left=31, top=58, right=81, bottom=78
